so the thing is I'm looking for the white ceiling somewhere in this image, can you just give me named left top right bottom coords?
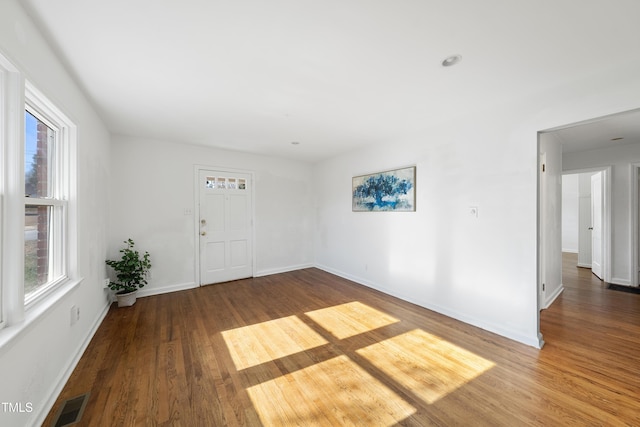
left=21, top=0, right=640, bottom=162
left=549, top=109, right=640, bottom=154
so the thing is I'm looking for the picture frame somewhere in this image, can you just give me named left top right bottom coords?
left=352, top=166, right=416, bottom=212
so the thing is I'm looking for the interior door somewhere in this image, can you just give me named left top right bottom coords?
left=577, top=173, right=592, bottom=268
left=199, top=169, right=253, bottom=285
left=591, top=172, right=603, bottom=279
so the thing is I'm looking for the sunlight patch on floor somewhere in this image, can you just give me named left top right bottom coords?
left=221, top=316, right=328, bottom=370
left=305, top=301, right=400, bottom=339
left=246, top=355, right=416, bottom=426
left=357, top=329, right=495, bottom=404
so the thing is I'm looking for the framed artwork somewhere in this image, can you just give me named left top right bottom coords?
left=352, top=166, right=416, bottom=212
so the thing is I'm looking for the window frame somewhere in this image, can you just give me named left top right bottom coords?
left=0, top=54, right=21, bottom=330
left=0, top=65, right=5, bottom=329
left=0, top=50, right=81, bottom=345
left=23, top=82, right=75, bottom=309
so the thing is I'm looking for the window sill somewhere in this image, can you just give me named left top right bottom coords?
left=0, top=277, right=83, bottom=352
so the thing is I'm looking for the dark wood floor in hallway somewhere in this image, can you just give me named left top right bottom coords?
left=44, top=256, right=640, bottom=426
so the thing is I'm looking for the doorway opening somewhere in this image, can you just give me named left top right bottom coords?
left=539, top=107, right=640, bottom=309
left=538, top=125, right=616, bottom=312
left=538, top=107, right=640, bottom=349
left=561, top=169, right=608, bottom=281
left=630, top=164, right=640, bottom=287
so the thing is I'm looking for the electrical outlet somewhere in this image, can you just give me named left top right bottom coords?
left=70, top=305, right=79, bottom=326
left=103, top=278, right=110, bottom=288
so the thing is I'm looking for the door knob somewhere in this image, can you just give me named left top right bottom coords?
left=588, top=227, right=593, bottom=230
left=201, top=231, right=206, bottom=236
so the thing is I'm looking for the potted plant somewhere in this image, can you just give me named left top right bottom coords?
left=105, top=238, right=152, bottom=307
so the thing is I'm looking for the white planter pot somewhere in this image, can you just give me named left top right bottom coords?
left=116, top=290, right=137, bottom=307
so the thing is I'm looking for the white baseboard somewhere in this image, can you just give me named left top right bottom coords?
left=136, top=281, right=197, bottom=298
left=118, top=265, right=315, bottom=300
left=314, top=264, right=543, bottom=349
left=562, top=249, right=578, bottom=254
left=543, top=285, right=564, bottom=309
left=577, top=263, right=592, bottom=268
left=255, top=263, right=314, bottom=277
left=610, top=277, right=631, bottom=287
left=33, top=300, right=110, bottom=427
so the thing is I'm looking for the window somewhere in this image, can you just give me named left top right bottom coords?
left=204, top=176, right=247, bottom=191
left=23, top=82, right=75, bottom=307
left=0, top=54, right=77, bottom=331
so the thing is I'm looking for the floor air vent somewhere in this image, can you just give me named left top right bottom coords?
left=52, top=393, right=90, bottom=427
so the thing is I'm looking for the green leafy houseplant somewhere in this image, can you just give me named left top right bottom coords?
left=105, top=239, right=152, bottom=294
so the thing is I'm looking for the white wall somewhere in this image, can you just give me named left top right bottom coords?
left=564, top=142, right=640, bottom=285
left=314, top=61, right=640, bottom=347
left=0, top=1, right=112, bottom=426
left=540, top=133, right=563, bottom=308
left=315, top=108, right=541, bottom=346
left=562, top=174, right=579, bottom=252
left=109, top=136, right=314, bottom=295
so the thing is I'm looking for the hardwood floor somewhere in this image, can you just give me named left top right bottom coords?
left=43, top=256, right=640, bottom=426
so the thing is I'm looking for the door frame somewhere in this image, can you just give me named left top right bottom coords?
left=193, top=165, right=256, bottom=286
left=538, top=152, right=547, bottom=310
left=537, top=128, right=612, bottom=313
left=630, top=163, right=640, bottom=286
left=590, top=171, right=604, bottom=279
left=562, top=166, right=612, bottom=282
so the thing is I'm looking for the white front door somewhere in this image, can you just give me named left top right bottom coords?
left=199, top=169, right=253, bottom=285
left=591, top=172, right=603, bottom=280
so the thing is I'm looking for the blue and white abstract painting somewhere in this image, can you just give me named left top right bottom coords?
left=352, top=166, right=415, bottom=212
